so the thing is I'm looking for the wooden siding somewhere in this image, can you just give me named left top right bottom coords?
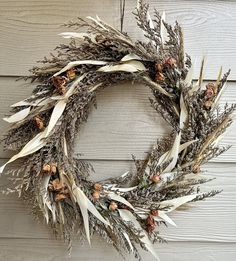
left=0, top=1, right=235, bottom=260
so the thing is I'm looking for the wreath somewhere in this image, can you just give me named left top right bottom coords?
left=1, top=1, right=234, bottom=260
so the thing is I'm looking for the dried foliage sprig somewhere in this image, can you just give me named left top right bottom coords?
left=0, top=1, right=235, bottom=260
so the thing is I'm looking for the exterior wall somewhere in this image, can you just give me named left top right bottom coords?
left=0, top=1, right=235, bottom=260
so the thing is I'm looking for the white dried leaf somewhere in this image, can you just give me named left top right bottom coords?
left=197, top=56, right=206, bottom=87
left=163, top=132, right=181, bottom=173
left=123, top=232, right=134, bottom=252
left=54, top=60, right=107, bottom=77
left=11, top=100, right=34, bottom=107
left=157, top=211, right=176, bottom=227
left=3, top=107, right=30, bottom=123
left=96, top=15, right=121, bottom=34
left=147, top=11, right=154, bottom=29
left=159, top=194, right=200, bottom=213
left=45, top=100, right=66, bottom=137
left=98, top=60, right=146, bottom=73
left=121, top=53, right=141, bottom=62
left=73, top=186, right=109, bottom=244
left=0, top=132, right=46, bottom=174
left=211, top=81, right=227, bottom=111
left=63, top=137, right=68, bottom=157
left=73, top=186, right=90, bottom=244
left=215, top=66, right=223, bottom=89
left=118, top=209, right=160, bottom=261
left=86, top=16, right=108, bottom=31
left=184, top=63, right=194, bottom=87
left=59, top=32, right=98, bottom=44
left=108, top=192, right=135, bottom=210
left=180, top=94, right=188, bottom=129
left=11, top=97, right=51, bottom=108
left=160, top=12, right=168, bottom=45
left=41, top=175, right=56, bottom=223
left=157, top=139, right=197, bottom=167
left=45, top=75, right=84, bottom=137
left=142, top=76, right=172, bottom=97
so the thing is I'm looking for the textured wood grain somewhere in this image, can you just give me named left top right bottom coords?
left=0, top=77, right=235, bottom=161
left=0, top=0, right=236, bottom=79
left=0, top=239, right=235, bottom=261
left=0, top=159, right=236, bottom=242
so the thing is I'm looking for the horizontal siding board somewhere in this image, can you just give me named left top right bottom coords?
left=0, top=1, right=236, bottom=79
left=0, top=77, right=235, bottom=162
left=0, top=238, right=235, bottom=261
left=0, top=159, right=236, bottom=242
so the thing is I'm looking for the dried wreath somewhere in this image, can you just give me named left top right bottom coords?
left=0, top=1, right=234, bottom=260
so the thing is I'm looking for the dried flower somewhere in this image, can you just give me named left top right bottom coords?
left=109, top=201, right=118, bottom=211
left=94, top=183, right=102, bottom=191
left=206, top=82, right=217, bottom=92
left=34, top=116, right=44, bottom=130
left=146, top=224, right=156, bottom=233
left=155, top=63, right=162, bottom=72
left=164, top=57, right=177, bottom=66
left=192, top=164, right=200, bottom=174
left=42, top=164, right=51, bottom=173
left=55, top=193, right=67, bottom=202
left=92, top=190, right=100, bottom=200
left=204, top=100, right=213, bottom=110
left=146, top=215, right=156, bottom=233
left=52, top=76, right=67, bottom=95
left=66, top=68, right=76, bottom=80
left=52, top=76, right=67, bottom=88
left=151, top=210, right=158, bottom=216
left=150, top=175, right=161, bottom=183
left=146, top=215, right=155, bottom=226
left=51, top=163, right=57, bottom=175
left=155, top=72, right=165, bottom=82
left=48, top=178, right=64, bottom=192
left=205, top=82, right=217, bottom=98
left=205, top=88, right=214, bottom=98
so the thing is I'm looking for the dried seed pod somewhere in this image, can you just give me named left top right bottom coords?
left=52, top=76, right=67, bottom=95
left=146, top=215, right=155, bottom=226
left=92, top=190, right=100, bottom=200
left=57, top=85, right=66, bottom=95
left=42, top=164, right=51, bottom=173
left=109, top=201, right=118, bottom=211
left=62, top=188, right=69, bottom=195
left=151, top=210, right=159, bottom=216
left=66, top=68, right=76, bottom=80
left=146, top=224, right=156, bottom=233
left=205, top=88, right=214, bottom=98
left=48, top=183, right=54, bottom=191
left=204, top=100, right=213, bottom=110
left=55, top=193, right=67, bottom=202
left=52, top=76, right=67, bottom=88
left=51, top=163, right=57, bottom=175
left=164, top=57, right=177, bottom=66
left=155, top=72, right=165, bottom=82
left=94, top=183, right=102, bottom=191
left=150, top=175, right=161, bottom=183
left=34, top=116, right=44, bottom=130
left=49, top=178, right=64, bottom=191
left=206, top=82, right=217, bottom=94
left=155, top=63, right=162, bottom=72
left=192, top=164, right=200, bottom=174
